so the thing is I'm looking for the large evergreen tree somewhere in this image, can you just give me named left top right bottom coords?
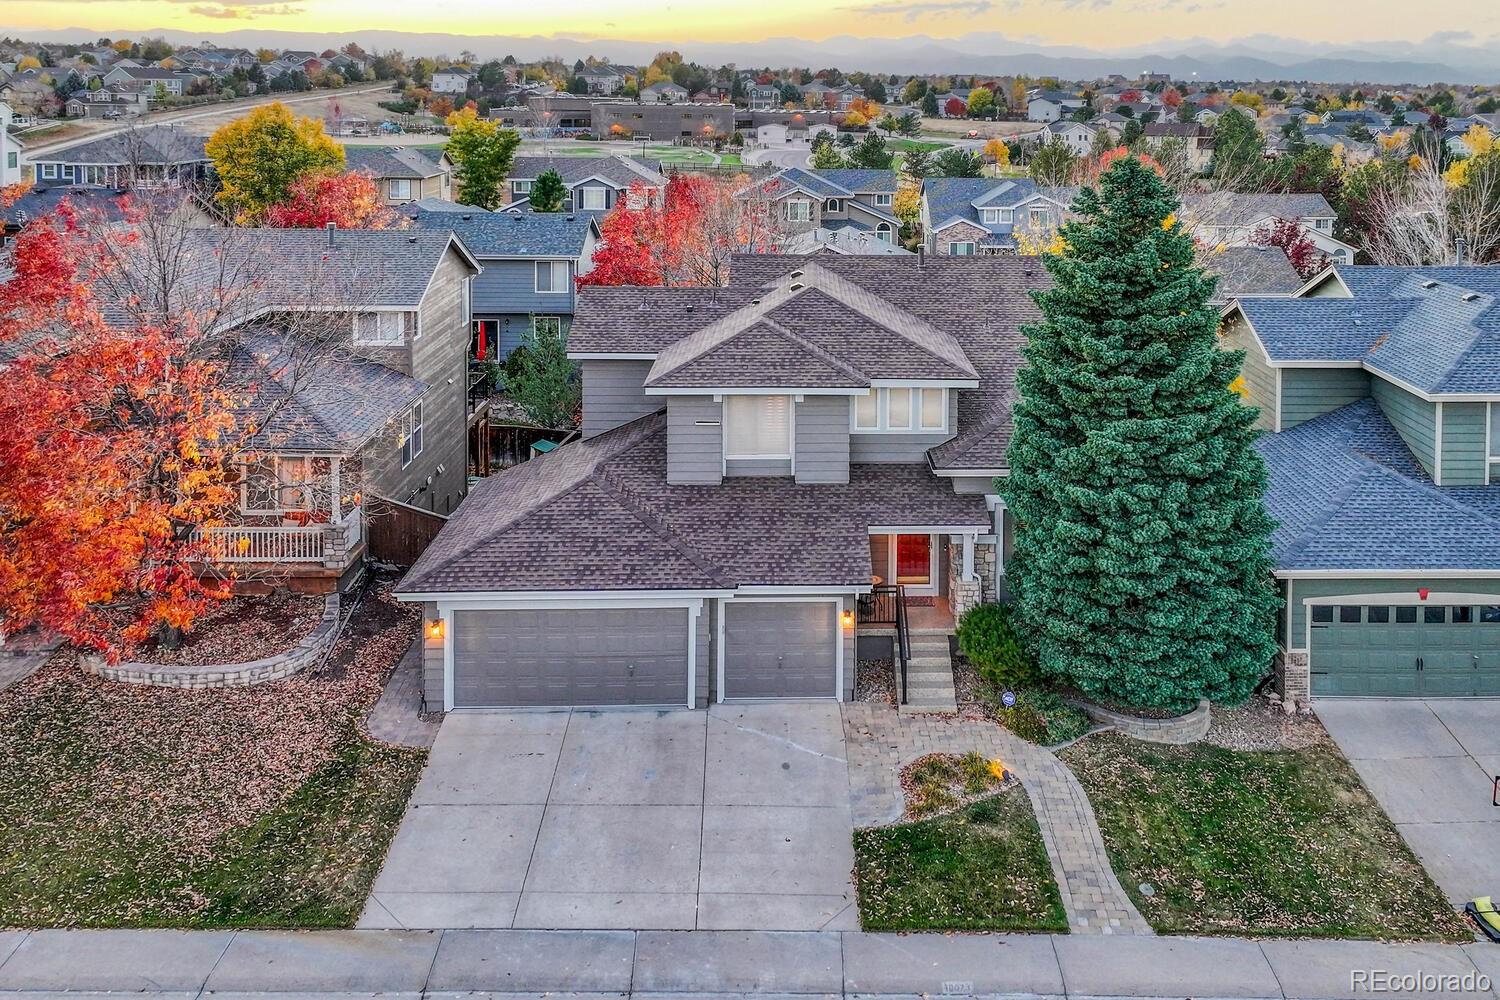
left=529, top=168, right=568, bottom=212
left=1000, top=157, right=1279, bottom=710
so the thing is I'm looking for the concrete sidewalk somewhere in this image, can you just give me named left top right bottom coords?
left=0, top=928, right=1496, bottom=998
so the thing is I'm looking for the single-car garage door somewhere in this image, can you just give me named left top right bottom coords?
left=723, top=601, right=838, bottom=699
left=452, top=608, right=689, bottom=708
left=1310, top=602, right=1500, bottom=697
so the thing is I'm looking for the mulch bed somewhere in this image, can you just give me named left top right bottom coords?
left=0, top=575, right=426, bottom=928
left=1205, top=696, right=1330, bottom=752
left=855, top=658, right=898, bottom=706
left=126, top=594, right=326, bottom=666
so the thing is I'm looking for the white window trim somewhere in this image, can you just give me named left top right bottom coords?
left=722, top=394, right=794, bottom=462
left=783, top=199, right=813, bottom=223
left=40, top=163, right=57, bottom=180
left=873, top=193, right=893, bottom=207
left=400, top=400, right=424, bottom=469
left=851, top=387, right=947, bottom=433
left=533, top=315, right=563, bottom=338
left=388, top=177, right=412, bottom=199
left=353, top=311, right=407, bottom=346
left=949, top=241, right=976, bottom=256
left=512, top=179, right=533, bottom=194
left=578, top=186, right=608, bottom=211
left=535, top=260, right=569, bottom=294
left=238, top=455, right=316, bottom=514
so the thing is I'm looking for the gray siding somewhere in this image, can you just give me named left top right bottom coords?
left=1222, top=315, right=1277, bottom=432
left=1280, top=367, right=1370, bottom=430
left=848, top=392, right=958, bottom=463
left=726, top=458, right=792, bottom=477
left=423, top=600, right=444, bottom=710
left=1286, top=577, right=1500, bottom=648
left=1440, top=401, right=1488, bottom=487
left=362, top=247, right=472, bottom=515
left=949, top=475, right=1001, bottom=495
left=666, top=395, right=723, bottom=484
left=1372, top=376, right=1437, bottom=478
left=793, top=396, right=850, bottom=484
left=695, top=601, right=711, bottom=708
left=472, top=257, right=577, bottom=319
left=581, top=359, right=657, bottom=438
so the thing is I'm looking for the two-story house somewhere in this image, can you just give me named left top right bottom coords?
left=344, top=146, right=453, bottom=205
left=1027, top=90, right=1087, bottom=122
left=31, top=126, right=210, bottom=189
left=502, top=155, right=667, bottom=214
left=1181, top=192, right=1356, bottom=266
left=0, top=101, right=21, bottom=187
left=921, top=176, right=1073, bottom=255
left=431, top=67, right=474, bottom=95
left=753, top=167, right=901, bottom=244
left=396, top=255, right=1033, bottom=711
left=1221, top=265, right=1500, bottom=703
left=407, top=208, right=599, bottom=360
left=101, top=65, right=185, bottom=98
left=65, top=84, right=151, bottom=119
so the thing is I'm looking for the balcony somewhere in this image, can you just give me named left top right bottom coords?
left=195, top=508, right=364, bottom=570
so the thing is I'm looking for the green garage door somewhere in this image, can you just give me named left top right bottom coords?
left=1310, top=603, right=1500, bottom=697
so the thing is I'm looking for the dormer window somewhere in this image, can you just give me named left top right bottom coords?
left=724, top=395, right=792, bottom=459
left=853, top=387, right=947, bottom=433
left=980, top=208, right=1013, bottom=225
left=825, top=198, right=842, bottom=213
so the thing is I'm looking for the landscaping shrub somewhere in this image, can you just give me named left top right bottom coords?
left=994, top=690, right=1092, bottom=747
left=956, top=602, right=1036, bottom=689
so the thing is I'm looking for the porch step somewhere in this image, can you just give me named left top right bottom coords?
left=898, top=628, right=959, bottom=713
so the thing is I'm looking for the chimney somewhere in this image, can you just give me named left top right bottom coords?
left=325, top=220, right=336, bottom=246
left=917, top=244, right=925, bottom=267
left=1455, top=237, right=1467, bottom=265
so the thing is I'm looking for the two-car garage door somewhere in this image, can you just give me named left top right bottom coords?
left=1310, top=601, right=1500, bottom=697
left=453, top=608, right=689, bottom=708
left=447, top=600, right=842, bottom=708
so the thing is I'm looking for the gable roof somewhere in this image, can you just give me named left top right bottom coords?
left=343, top=145, right=447, bottom=180
left=637, top=262, right=977, bottom=390
left=1259, top=398, right=1500, bottom=572
left=36, top=125, right=207, bottom=165
left=1230, top=265, right=1500, bottom=395
left=506, top=154, right=667, bottom=189
left=405, top=207, right=596, bottom=258
left=1180, top=191, right=1337, bottom=227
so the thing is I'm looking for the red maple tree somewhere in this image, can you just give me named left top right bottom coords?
left=1251, top=216, right=1329, bottom=280
left=264, top=170, right=400, bottom=230
left=578, top=173, right=783, bottom=288
left=1074, top=146, right=1164, bottom=186
left=0, top=195, right=241, bottom=656
left=944, top=97, right=967, bottom=117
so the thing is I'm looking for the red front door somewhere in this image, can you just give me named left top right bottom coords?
left=895, top=534, right=932, bottom=586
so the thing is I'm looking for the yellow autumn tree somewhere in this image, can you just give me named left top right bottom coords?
left=1443, top=124, right=1497, bottom=186
left=893, top=183, right=921, bottom=231
left=983, top=137, right=1010, bottom=168
left=205, top=102, right=344, bottom=223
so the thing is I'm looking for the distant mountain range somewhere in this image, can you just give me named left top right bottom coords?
left=7, top=25, right=1499, bottom=86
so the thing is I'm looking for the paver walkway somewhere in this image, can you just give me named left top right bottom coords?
left=842, top=703, right=1152, bottom=936
left=364, top=639, right=440, bottom=749
left=0, top=631, right=60, bottom=693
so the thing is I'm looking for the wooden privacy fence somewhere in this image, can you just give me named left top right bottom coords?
left=366, top=496, right=448, bottom=567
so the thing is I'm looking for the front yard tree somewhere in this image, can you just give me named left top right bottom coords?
left=966, top=87, right=995, bottom=119
left=206, top=102, right=344, bottom=223
left=528, top=168, right=567, bottom=212
left=1001, top=156, right=1279, bottom=710
left=444, top=106, right=522, bottom=210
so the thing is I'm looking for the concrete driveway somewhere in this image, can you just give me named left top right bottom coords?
left=1315, top=698, right=1500, bottom=905
left=361, top=703, right=856, bottom=932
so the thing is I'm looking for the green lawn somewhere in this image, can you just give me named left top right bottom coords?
left=0, top=587, right=426, bottom=928
left=853, top=786, right=1067, bottom=931
left=888, top=137, right=951, bottom=153
left=1060, top=732, right=1471, bottom=941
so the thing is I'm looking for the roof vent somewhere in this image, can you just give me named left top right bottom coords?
left=1421, top=279, right=1438, bottom=288
left=788, top=268, right=804, bottom=279
left=460, top=214, right=472, bottom=221
left=1463, top=291, right=1481, bottom=302
left=565, top=215, right=576, bottom=222
left=789, top=282, right=805, bottom=291
left=685, top=304, right=694, bottom=312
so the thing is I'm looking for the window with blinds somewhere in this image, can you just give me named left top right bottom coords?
left=724, top=395, right=792, bottom=458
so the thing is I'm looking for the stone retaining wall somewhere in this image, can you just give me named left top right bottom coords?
left=84, top=594, right=341, bottom=689
left=1073, top=697, right=1211, bottom=744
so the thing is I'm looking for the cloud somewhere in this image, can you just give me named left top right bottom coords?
left=840, top=0, right=1004, bottom=22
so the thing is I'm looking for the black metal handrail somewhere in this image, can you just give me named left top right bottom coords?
left=859, top=583, right=910, bottom=704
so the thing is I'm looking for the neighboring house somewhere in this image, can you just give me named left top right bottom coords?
left=431, top=67, right=474, bottom=95
left=2, top=185, right=214, bottom=246
left=777, top=226, right=914, bottom=256
left=921, top=176, right=1072, bottom=255
left=31, top=126, right=210, bottom=189
left=639, top=81, right=689, bottom=103
left=65, top=84, right=150, bottom=118
left=1027, top=90, right=1087, bottom=122
left=747, top=83, right=783, bottom=110
left=82, top=228, right=481, bottom=589
left=344, top=146, right=453, bottom=205
left=1220, top=264, right=1500, bottom=702
left=1046, top=119, right=1103, bottom=155
left=931, top=89, right=972, bottom=115
left=801, top=80, right=863, bottom=110
left=0, top=69, right=54, bottom=116
left=101, top=65, right=185, bottom=98
left=503, top=154, right=667, bottom=213
left=577, top=65, right=626, bottom=95
left=1180, top=192, right=1355, bottom=266
left=407, top=208, right=600, bottom=360
left=0, top=101, right=21, bottom=187
left=752, top=167, right=901, bottom=243
left=1141, top=121, right=1215, bottom=172
left=394, top=255, right=1022, bottom=711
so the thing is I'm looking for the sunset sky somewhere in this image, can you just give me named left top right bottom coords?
left=3, top=0, right=1498, bottom=51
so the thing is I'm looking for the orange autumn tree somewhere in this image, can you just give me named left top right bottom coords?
left=264, top=169, right=401, bottom=229
left=579, top=173, right=784, bottom=288
left=0, top=197, right=241, bottom=657
left=1074, top=145, right=1164, bottom=186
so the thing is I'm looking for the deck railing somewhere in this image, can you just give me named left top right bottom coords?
left=195, top=509, right=363, bottom=565
left=859, top=583, right=911, bottom=704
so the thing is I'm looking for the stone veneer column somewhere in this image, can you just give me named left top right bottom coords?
left=947, top=540, right=982, bottom=621
left=1276, top=649, right=1310, bottom=708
